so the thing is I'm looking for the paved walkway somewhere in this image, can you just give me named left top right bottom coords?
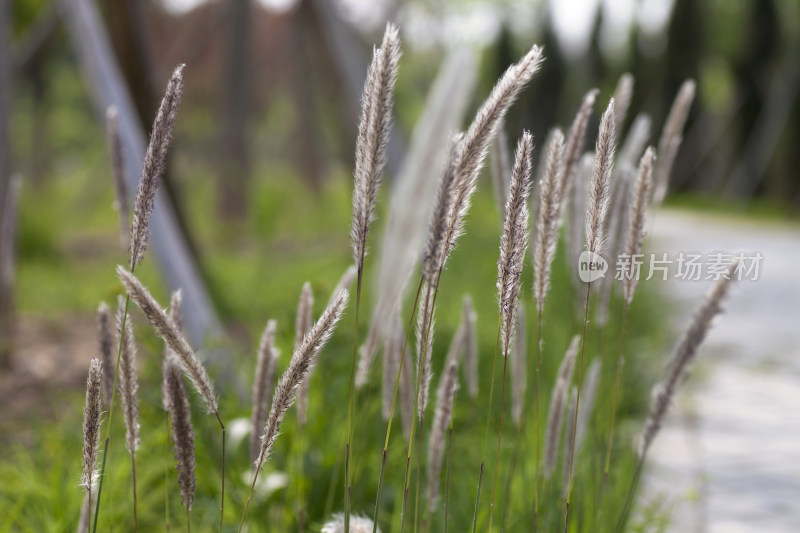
left=642, top=209, right=800, bottom=532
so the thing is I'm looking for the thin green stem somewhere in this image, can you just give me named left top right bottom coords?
left=214, top=411, right=226, bottom=533
left=372, top=277, right=425, bottom=532
left=92, top=294, right=131, bottom=533
left=238, top=461, right=260, bottom=533
left=186, top=504, right=192, bottom=533
left=131, top=452, right=138, bottom=530
left=471, top=317, right=503, bottom=532
left=413, top=414, right=423, bottom=533
left=533, top=309, right=543, bottom=531
left=599, top=303, right=630, bottom=517
left=401, top=278, right=437, bottom=532
left=444, top=424, right=453, bottom=533
left=564, top=282, right=593, bottom=532
left=615, top=457, right=645, bottom=533
left=345, top=265, right=364, bottom=533
left=488, top=348, right=509, bottom=532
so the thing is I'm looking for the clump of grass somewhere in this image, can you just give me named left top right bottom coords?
left=55, top=32, right=726, bottom=533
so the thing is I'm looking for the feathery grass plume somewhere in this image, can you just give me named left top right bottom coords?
left=350, top=23, right=401, bottom=266
left=423, top=44, right=543, bottom=286
left=115, top=296, right=140, bottom=454
left=322, top=513, right=381, bottom=533
left=96, top=302, right=114, bottom=406
left=543, top=336, right=579, bottom=478
left=117, top=266, right=217, bottom=413
left=532, top=128, right=566, bottom=315
left=497, top=131, right=533, bottom=354
left=511, top=303, right=527, bottom=426
left=364, top=47, right=476, bottom=375
left=129, top=64, right=184, bottom=268
left=653, top=79, right=695, bottom=204
left=574, top=359, right=601, bottom=458
left=81, top=358, right=103, bottom=491
left=295, top=283, right=315, bottom=426
left=561, top=89, right=598, bottom=252
left=585, top=98, right=617, bottom=257
left=250, top=319, right=279, bottom=463
left=595, top=170, right=633, bottom=326
left=426, top=352, right=459, bottom=511
left=106, top=106, right=128, bottom=250
left=415, top=282, right=436, bottom=420
left=529, top=128, right=556, bottom=245
left=622, top=147, right=655, bottom=304
left=254, top=289, right=349, bottom=472
left=561, top=387, right=578, bottom=497
left=490, top=127, right=512, bottom=219
left=382, top=311, right=403, bottom=420
left=462, top=295, right=478, bottom=399
left=567, top=153, right=594, bottom=290
left=612, top=73, right=634, bottom=136
left=162, top=348, right=196, bottom=509
left=639, top=262, right=737, bottom=458
left=617, top=113, right=651, bottom=171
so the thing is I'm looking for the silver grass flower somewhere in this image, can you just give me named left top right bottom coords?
left=364, top=47, right=476, bottom=376
left=106, top=107, right=128, bottom=250
left=585, top=98, right=617, bottom=258
left=532, top=128, right=566, bottom=316
left=295, top=283, right=315, bottom=426
left=350, top=23, right=401, bottom=266
left=115, top=296, right=139, bottom=454
left=490, top=127, right=512, bottom=220
left=250, top=319, right=279, bottom=463
left=423, top=44, right=544, bottom=286
left=543, top=336, right=579, bottom=478
left=255, top=290, right=349, bottom=472
left=322, top=513, right=381, bottom=533
left=497, top=131, right=533, bottom=355
left=462, top=295, right=478, bottom=399
left=561, top=89, right=598, bottom=237
left=117, top=266, right=217, bottom=413
left=617, top=113, right=651, bottom=172
left=622, top=147, right=656, bottom=304
left=162, top=350, right=195, bottom=508
left=561, top=387, right=578, bottom=496
left=81, top=358, right=103, bottom=491
left=595, top=170, right=633, bottom=326
left=426, top=352, right=459, bottom=511
left=129, top=65, right=184, bottom=268
left=511, top=303, right=527, bottom=426
left=612, top=73, right=634, bottom=136
left=639, top=262, right=737, bottom=458
left=96, top=302, right=114, bottom=406
left=653, top=80, right=696, bottom=204
left=415, top=284, right=436, bottom=420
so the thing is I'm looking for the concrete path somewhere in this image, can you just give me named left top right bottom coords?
left=641, top=209, right=800, bottom=532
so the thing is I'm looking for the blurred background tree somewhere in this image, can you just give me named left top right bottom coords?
left=2, top=0, right=799, bottom=353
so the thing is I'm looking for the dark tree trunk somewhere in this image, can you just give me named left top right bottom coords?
left=0, top=0, right=13, bottom=368
left=217, top=0, right=251, bottom=219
